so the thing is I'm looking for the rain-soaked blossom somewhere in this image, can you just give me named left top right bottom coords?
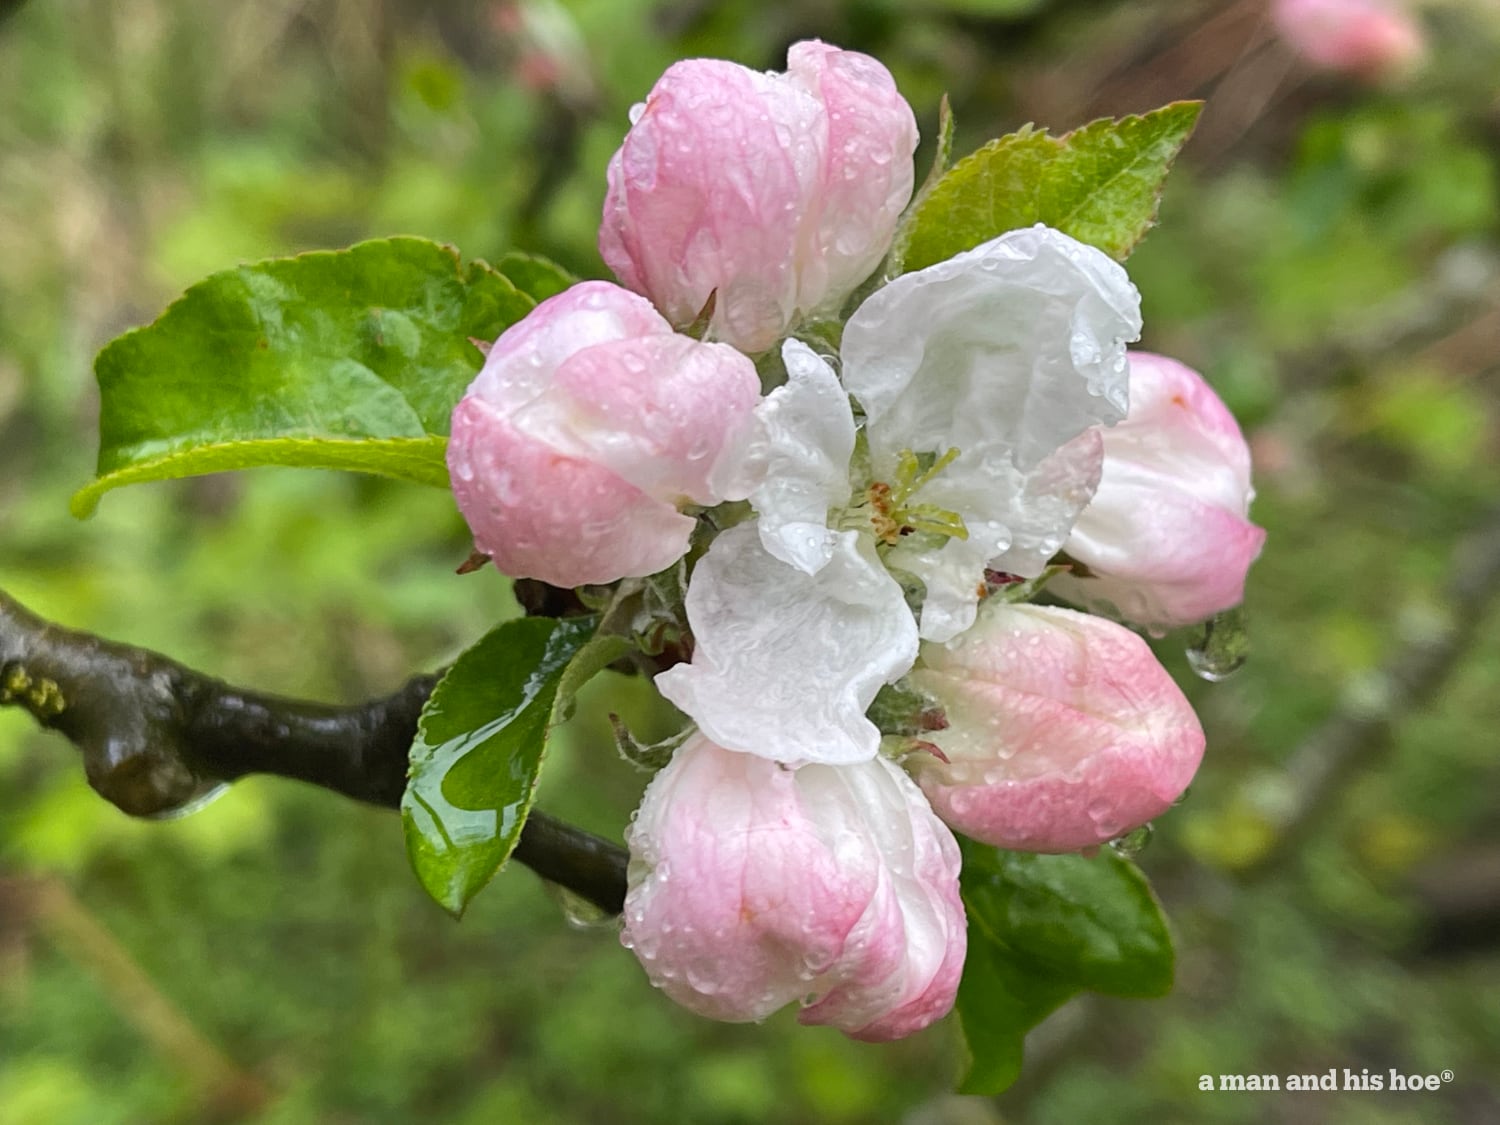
left=447, top=281, right=758, bottom=588
left=621, top=734, right=966, bottom=1041
left=1049, top=351, right=1266, bottom=631
left=906, top=602, right=1205, bottom=853
left=656, top=225, right=1142, bottom=766
left=599, top=40, right=918, bottom=353
left=1272, top=0, right=1424, bottom=78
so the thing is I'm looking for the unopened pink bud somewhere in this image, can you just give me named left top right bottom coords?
left=622, top=735, right=966, bottom=1042
left=908, top=603, right=1205, bottom=853
left=447, top=282, right=759, bottom=588
left=1050, top=351, right=1266, bottom=631
left=1272, top=0, right=1424, bottom=79
left=600, top=41, right=918, bottom=354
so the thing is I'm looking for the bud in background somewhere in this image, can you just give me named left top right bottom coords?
left=600, top=40, right=918, bottom=354
left=1049, top=351, right=1266, bottom=632
left=622, top=735, right=966, bottom=1042
left=907, top=603, right=1205, bottom=853
left=448, top=282, right=759, bottom=588
left=1271, top=0, right=1425, bottom=80
left=491, top=0, right=598, bottom=109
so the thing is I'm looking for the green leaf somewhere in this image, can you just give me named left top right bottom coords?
left=956, top=933, right=1075, bottom=1095
left=954, top=841, right=1174, bottom=1094
left=74, top=237, right=534, bottom=516
left=900, top=102, right=1202, bottom=272
left=495, top=251, right=578, bottom=303
left=400, top=617, right=629, bottom=917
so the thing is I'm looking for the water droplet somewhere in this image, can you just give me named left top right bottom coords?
left=1185, top=605, right=1249, bottom=681
left=144, top=779, right=230, bottom=821
left=1108, top=823, right=1153, bottom=858
left=544, top=882, right=616, bottom=931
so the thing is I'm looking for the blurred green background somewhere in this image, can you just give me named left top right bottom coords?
left=3, top=0, right=1499, bottom=1121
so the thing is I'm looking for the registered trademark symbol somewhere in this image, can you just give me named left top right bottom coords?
left=1441, top=1070, right=1454, bottom=1083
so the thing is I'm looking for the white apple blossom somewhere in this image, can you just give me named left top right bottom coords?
left=657, top=224, right=1142, bottom=766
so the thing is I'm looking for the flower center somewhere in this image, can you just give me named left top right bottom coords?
left=843, top=447, right=970, bottom=546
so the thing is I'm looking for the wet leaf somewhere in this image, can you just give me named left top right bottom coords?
left=401, top=617, right=629, bottom=917
left=495, top=251, right=578, bottom=303
left=956, top=933, right=1075, bottom=1095
left=74, top=237, right=533, bottom=516
left=900, top=102, right=1202, bottom=271
left=954, top=840, right=1174, bottom=1093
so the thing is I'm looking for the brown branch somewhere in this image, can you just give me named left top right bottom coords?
left=0, top=589, right=629, bottom=915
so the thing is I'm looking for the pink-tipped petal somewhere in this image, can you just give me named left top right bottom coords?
left=448, top=282, right=758, bottom=586
left=448, top=399, right=694, bottom=587
left=1051, top=351, right=1266, bottom=630
left=909, top=602, right=1205, bottom=853
left=601, top=41, right=917, bottom=352
left=786, top=41, right=918, bottom=315
left=622, top=735, right=965, bottom=1041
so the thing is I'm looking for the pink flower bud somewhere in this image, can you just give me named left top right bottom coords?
left=1049, top=351, right=1266, bottom=631
left=1272, top=0, right=1424, bottom=79
left=600, top=41, right=918, bottom=354
left=447, top=282, right=759, bottom=587
left=908, top=603, right=1204, bottom=853
left=622, top=734, right=966, bottom=1042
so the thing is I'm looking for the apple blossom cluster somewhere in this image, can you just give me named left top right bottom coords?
left=448, top=42, right=1264, bottom=1041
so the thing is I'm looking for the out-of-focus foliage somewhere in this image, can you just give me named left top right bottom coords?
left=3, top=0, right=1500, bottom=1122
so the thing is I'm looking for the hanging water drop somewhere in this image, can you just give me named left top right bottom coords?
left=1108, top=822, right=1153, bottom=858
left=543, top=881, right=616, bottom=931
left=1185, top=605, right=1249, bottom=681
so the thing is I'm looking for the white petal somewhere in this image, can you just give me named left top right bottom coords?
left=655, top=523, right=919, bottom=765
left=743, top=340, right=857, bottom=573
left=842, top=225, right=1141, bottom=477
left=883, top=535, right=991, bottom=646
left=887, top=431, right=1105, bottom=642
